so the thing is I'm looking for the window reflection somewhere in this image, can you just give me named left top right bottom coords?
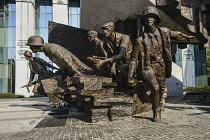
left=69, top=0, right=80, bottom=28
left=36, top=1, right=53, bottom=64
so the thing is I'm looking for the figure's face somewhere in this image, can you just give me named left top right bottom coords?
left=88, top=34, right=95, bottom=42
left=24, top=56, right=30, bottom=60
left=30, top=45, right=42, bottom=53
left=103, top=26, right=113, bottom=37
left=25, top=56, right=33, bottom=61
left=145, top=15, right=156, bottom=27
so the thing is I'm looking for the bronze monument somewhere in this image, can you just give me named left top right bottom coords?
left=22, top=51, right=58, bottom=96
left=128, top=6, right=194, bottom=122
left=26, top=36, right=93, bottom=76
left=88, top=22, right=133, bottom=85
left=24, top=5, right=195, bottom=122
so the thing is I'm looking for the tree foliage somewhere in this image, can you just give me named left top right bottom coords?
left=206, top=47, right=210, bottom=85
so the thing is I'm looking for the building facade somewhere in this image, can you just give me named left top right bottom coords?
left=0, top=0, right=209, bottom=97
left=0, top=0, right=80, bottom=96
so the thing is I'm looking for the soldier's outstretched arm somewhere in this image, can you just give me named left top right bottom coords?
left=170, top=31, right=194, bottom=42
left=96, top=47, right=126, bottom=69
left=36, top=57, right=59, bottom=70
left=29, top=72, right=35, bottom=84
left=45, top=46, right=84, bottom=75
left=108, top=34, right=130, bottom=63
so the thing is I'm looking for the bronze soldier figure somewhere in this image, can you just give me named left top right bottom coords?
left=87, top=30, right=107, bottom=58
left=96, top=22, right=133, bottom=84
left=128, top=6, right=194, bottom=122
left=23, top=51, right=58, bottom=95
left=26, top=36, right=93, bottom=76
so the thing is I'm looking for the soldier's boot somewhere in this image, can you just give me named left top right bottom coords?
left=152, top=108, right=161, bottom=122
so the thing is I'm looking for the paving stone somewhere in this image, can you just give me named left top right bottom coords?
left=1, top=97, right=210, bottom=140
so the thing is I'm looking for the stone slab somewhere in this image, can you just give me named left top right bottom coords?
left=80, top=88, right=114, bottom=96
left=94, top=94, right=133, bottom=104
left=72, top=76, right=112, bottom=90
left=110, top=104, right=133, bottom=116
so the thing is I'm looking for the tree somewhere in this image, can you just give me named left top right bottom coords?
left=206, top=47, right=210, bottom=85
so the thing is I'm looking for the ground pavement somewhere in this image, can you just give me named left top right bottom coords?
left=0, top=96, right=210, bottom=140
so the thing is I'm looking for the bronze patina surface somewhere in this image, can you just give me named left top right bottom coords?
left=128, top=6, right=194, bottom=122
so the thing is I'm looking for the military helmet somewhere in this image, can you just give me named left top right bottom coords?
left=26, top=36, right=44, bottom=46
left=24, top=51, right=33, bottom=57
left=140, top=6, right=161, bottom=26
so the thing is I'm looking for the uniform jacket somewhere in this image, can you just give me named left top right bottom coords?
left=132, top=27, right=172, bottom=78
left=43, top=43, right=92, bottom=75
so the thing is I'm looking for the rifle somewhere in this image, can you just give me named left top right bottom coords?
left=21, top=82, right=35, bottom=93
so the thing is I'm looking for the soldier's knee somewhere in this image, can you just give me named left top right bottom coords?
left=153, top=84, right=160, bottom=93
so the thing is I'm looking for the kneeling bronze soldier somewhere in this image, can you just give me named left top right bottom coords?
left=23, top=51, right=59, bottom=96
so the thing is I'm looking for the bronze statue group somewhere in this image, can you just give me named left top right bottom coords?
left=23, top=6, right=193, bottom=122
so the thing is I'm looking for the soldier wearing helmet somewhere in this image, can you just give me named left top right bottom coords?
left=128, top=6, right=194, bottom=122
left=26, top=36, right=93, bottom=76
left=95, top=22, right=133, bottom=85
left=23, top=51, right=58, bottom=95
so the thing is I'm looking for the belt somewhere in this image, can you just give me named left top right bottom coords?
left=151, top=60, right=160, bottom=64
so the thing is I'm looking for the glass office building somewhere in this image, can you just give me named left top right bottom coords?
left=0, top=0, right=80, bottom=95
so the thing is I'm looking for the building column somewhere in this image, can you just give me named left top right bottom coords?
left=176, top=45, right=196, bottom=87
left=15, top=0, right=35, bottom=97
left=53, top=0, right=68, bottom=25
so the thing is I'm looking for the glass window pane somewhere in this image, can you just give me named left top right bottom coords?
left=69, top=14, right=72, bottom=26
left=78, top=8, right=80, bottom=14
left=46, top=6, right=52, bottom=13
left=71, top=15, right=78, bottom=27
left=8, top=47, right=16, bottom=60
left=7, top=27, right=16, bottom=47
left=39, top=13, right=46, bottom=27
left=0, top=28, right=5, bottom=47
left=8, top=4, right=16, bottom=12
left=45, top=13, right=52, bottom=27
left=0, top=15, right=4, bottom=28
left=0, top=47, right=3, bottom=63
left=77, top=16, right=80, bottom=28
left=70, top=7, right=78, bottom=14
left=0, top=78, right=3, bottom=92
left=8, top=12, right=16, bottom=27
left=39, top=28, right=48, bottom=42
left=40, top=6, right=46, bottom=13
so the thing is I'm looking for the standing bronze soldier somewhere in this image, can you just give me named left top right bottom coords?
left=26, top=36, right=93, bottom=76
left=128, top=6, right=194, bottom=122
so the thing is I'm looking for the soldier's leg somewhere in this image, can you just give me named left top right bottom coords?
left=144, top=72, right=161, bottom=122
left=156, top=73, right=166, bottom=111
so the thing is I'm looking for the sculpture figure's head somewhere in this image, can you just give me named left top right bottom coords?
left=26, top=36, right=44, bottom=53
left=140, top=6, right=161, bottom=26
left=102, top=22, right=115, bottom=37
left=87, top=30, right=98, bottom=42
left=23, top=51, right=33, bottom=61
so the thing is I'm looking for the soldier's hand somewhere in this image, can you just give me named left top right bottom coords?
left=95, top=60, right=106, bottom=69
left=128, top=78, right=138, bottom=87
left=92, top=55, right=98, bottom=59
left=186, top=35, right=195, bottom=42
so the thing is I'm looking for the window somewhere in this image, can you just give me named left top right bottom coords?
left=0, top=47, right=3, bottom=64
left=35, top=0, right=53, bottom=63
left=69, top=0, right=80, bottom=27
